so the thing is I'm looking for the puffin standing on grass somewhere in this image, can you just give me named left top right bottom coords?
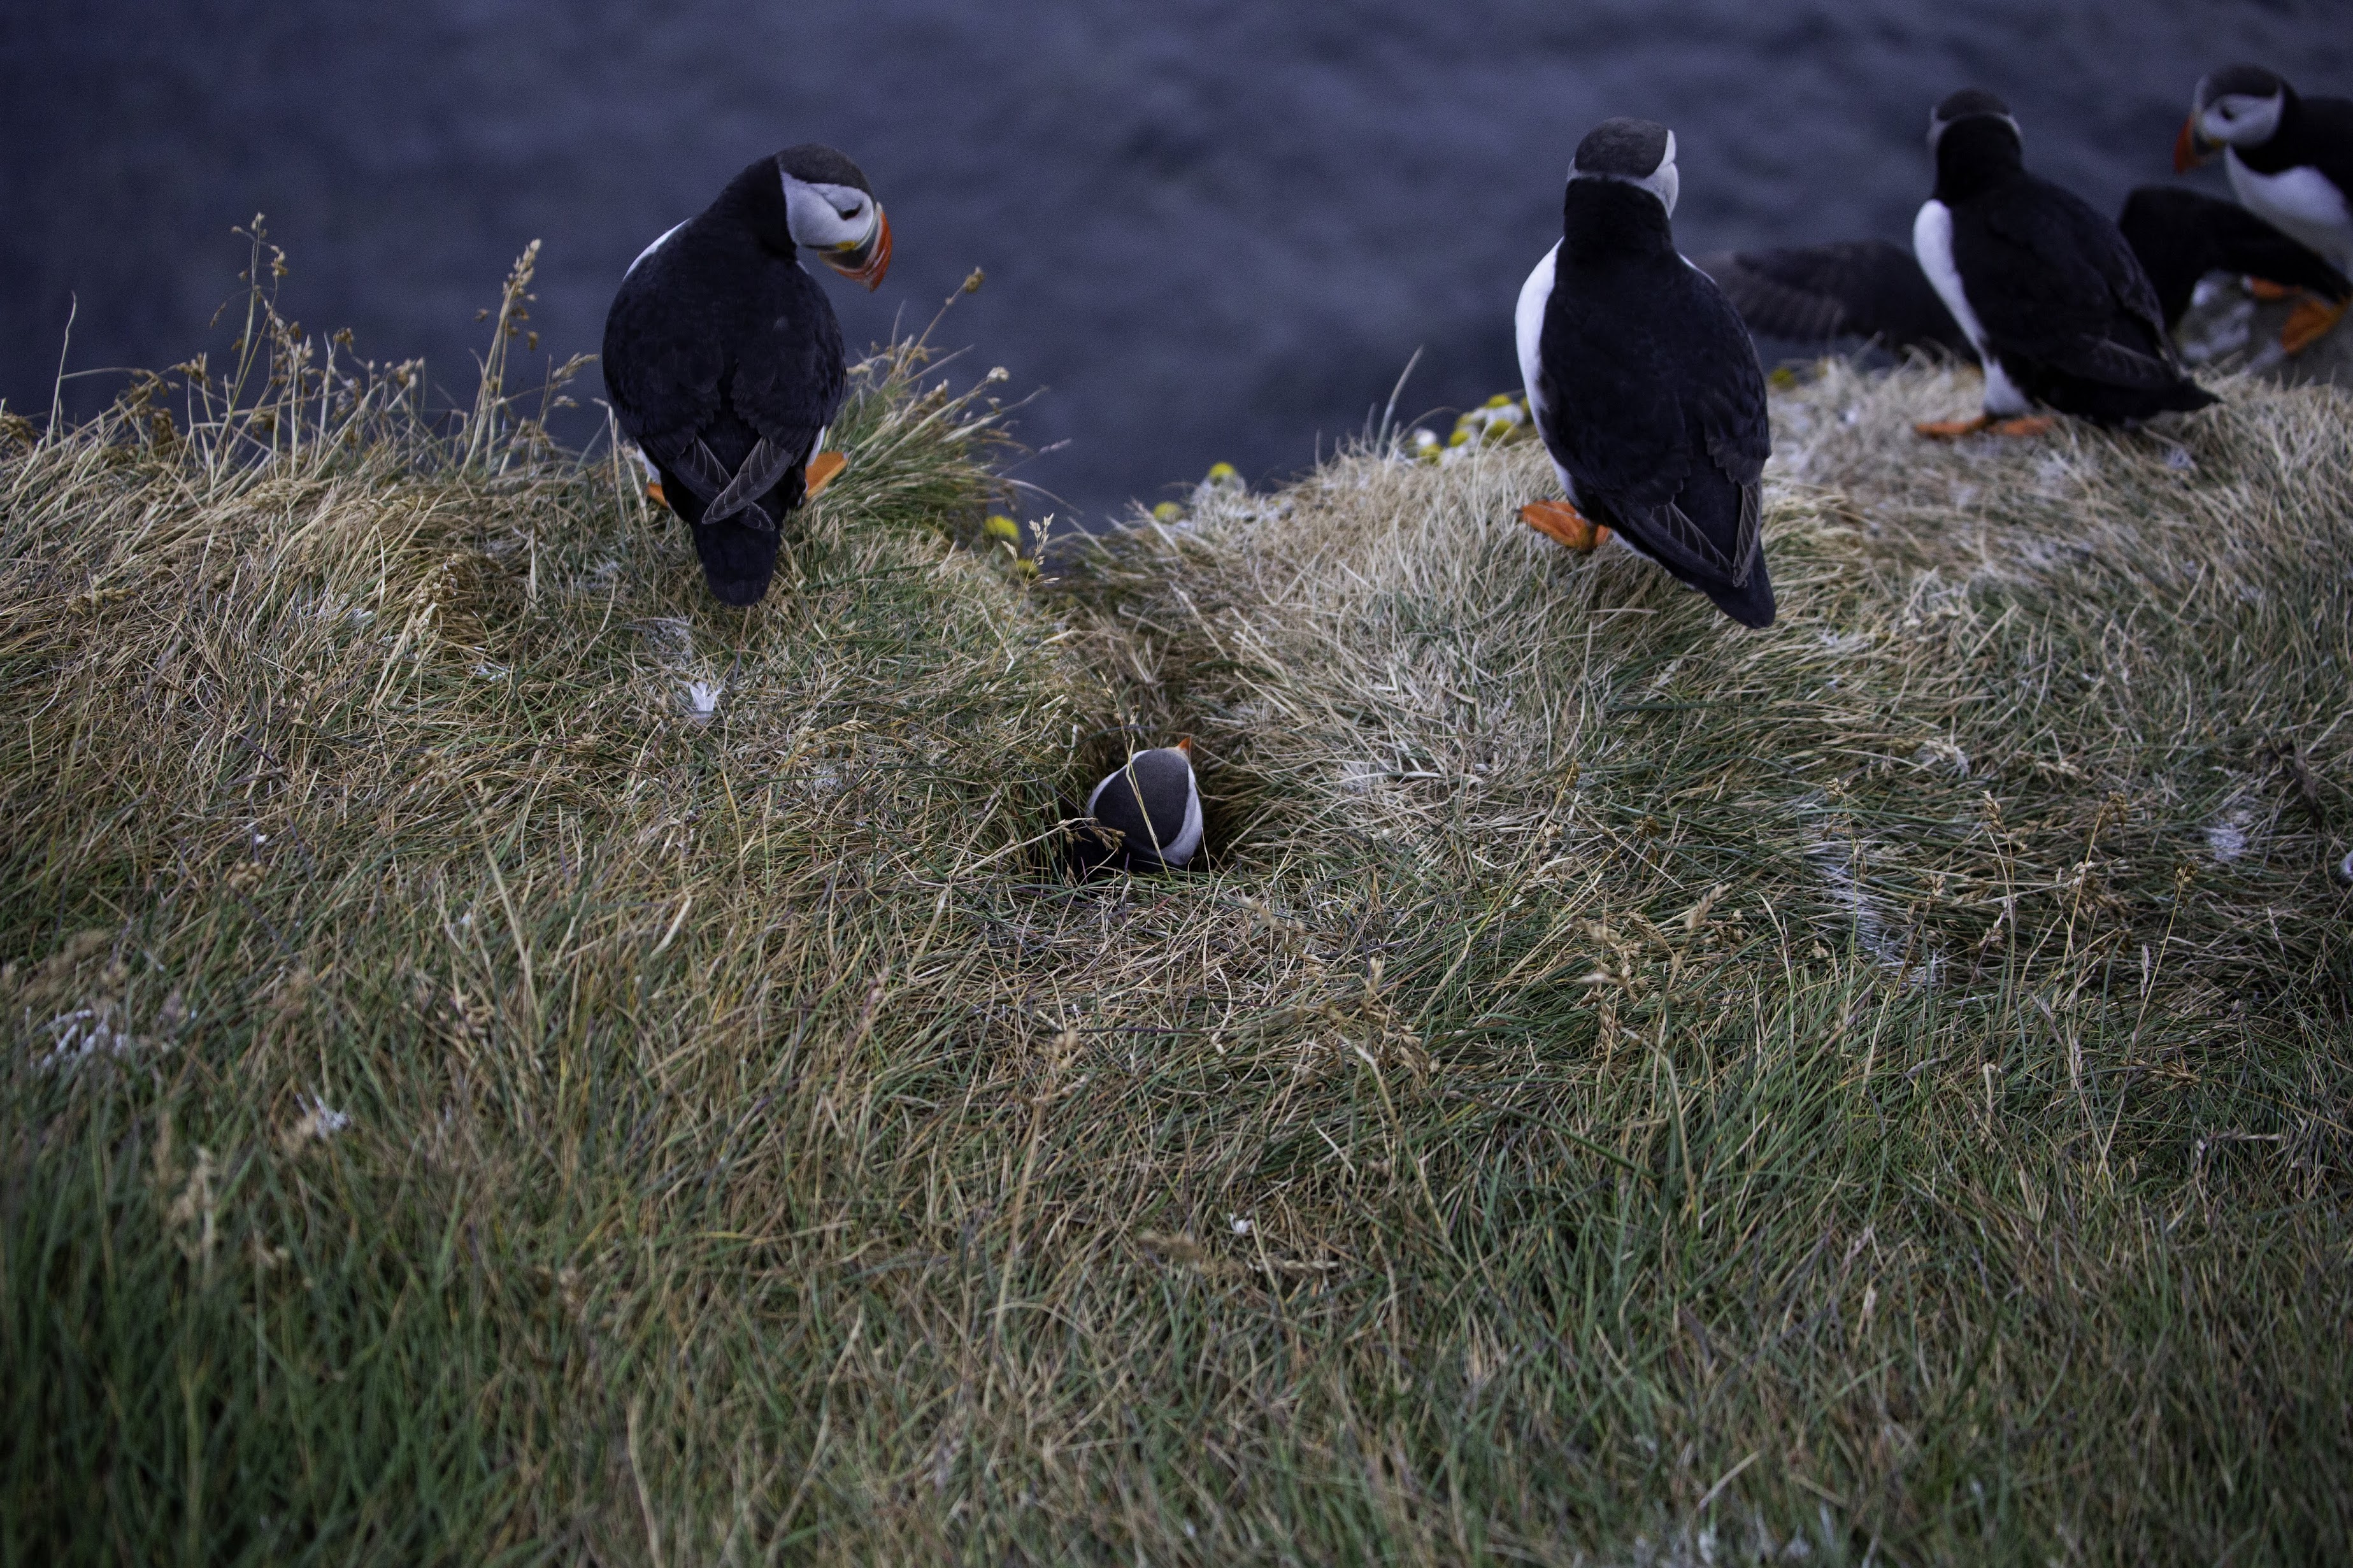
left=603, top=146, right=892, bottom=605
left=1911, top=90, right=2214, bottom=438
left=2177, top=65, right=2353, bottom=354
left=1515, top=118, right=1775, bottom=629
left=1075, top=741, right=1202, bottom=874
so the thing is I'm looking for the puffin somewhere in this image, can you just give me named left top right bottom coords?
left=1074, top=741, right=1202, bottom=874
left=1911, top=90, right=2215, bottom=438
left=1515, top=118, right=1775, bottom=629
left=1698, top=188, right=2347, bottom=354
left=2178, top=65, right=2353, bottom=353
left=603, top=145, right=892, bottom=605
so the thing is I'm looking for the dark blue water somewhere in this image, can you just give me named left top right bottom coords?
left=4, top=3, right=2343, bottom=520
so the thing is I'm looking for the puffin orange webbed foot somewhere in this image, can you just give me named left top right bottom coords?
left=2280, top=296, right=2349, bottom=357
left=645, top=480, right=669, bottom=510
left=1991, top=415, right=2055, bottom=438
left=805, top=451, right=848, bottom=497
left=1520, top=500, right=1610, bottom=553
left=2247, top=277, right=2297, bottom=303
left=1913, top=414, right=1993, bottom=439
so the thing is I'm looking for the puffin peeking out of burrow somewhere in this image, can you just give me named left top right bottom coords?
left=1910, top=90, right=2214, bottom=439
left=603, top=145, right=892, bottom=606
left=1515, top=118, right=1775, bottom=629
left=1074, top=741, right=1202, bottom=874
left=2178, top=65, right=2353, bottom=354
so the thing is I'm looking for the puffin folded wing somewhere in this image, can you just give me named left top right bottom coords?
left=703, top=434, right=810, bottom=529
left=1969, top=194, right=2185, bottom=378
left=640, top=429, right=782, bottom=532
left=2055, top=329, right=2197, bottom=389
left=1623, top=485, right=1758, bottom=587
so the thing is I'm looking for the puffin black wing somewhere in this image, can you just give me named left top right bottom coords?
left=1697, top=240, right=1968, bottom=355
left=1537, top=237, right=1773, bottom=626
left=2117, top=186, right=2350, bottom=326
left=1956, top=176, right=2217, bottom=421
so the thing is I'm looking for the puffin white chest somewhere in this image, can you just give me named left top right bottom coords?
left=2226, top=152, right=2353, bottom=271
left=1515, top=241, right=1583, bottom=505
left=1912, top=199, right=2031, bottom=416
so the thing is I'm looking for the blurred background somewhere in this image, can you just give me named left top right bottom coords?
left=3, top=2, right=2344, bottom=524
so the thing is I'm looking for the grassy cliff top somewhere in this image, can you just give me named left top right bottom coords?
left=4, top=318, right=2350, bottom=1564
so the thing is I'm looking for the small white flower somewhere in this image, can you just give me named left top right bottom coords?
left=683, top=680, right=722, bottom=717
left=1229, top=1215, right=1253, bottom=1236
left=473, top=661, right=509, bottom=680
left=1912, top=739, right=1970, bottom=778
left=34, top=1009, right=134, bottom=1073
left=289, top=1092, right=350, bottom=1146
left=2205, top=816, right=2250, bottom=864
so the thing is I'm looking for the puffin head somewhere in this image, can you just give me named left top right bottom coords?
left=2178, top=65, right=2289, bottom=172
left=1925, top=90, right=2024, bottom=192
left=776, top=144, right=892, bottom=290
left=1927, top=89, right=2022, bottom=158
left=1078, top=739, right=1202, bottom=874
left=1568, top=118, right=1678, bottom=216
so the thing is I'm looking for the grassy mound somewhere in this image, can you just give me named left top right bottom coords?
left=5, top=310, right=2350, bottom=1564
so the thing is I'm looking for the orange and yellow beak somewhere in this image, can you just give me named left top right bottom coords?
left=2174, top=115, right=2215, bottom=174
left=825, top=207, right=892, bottom=291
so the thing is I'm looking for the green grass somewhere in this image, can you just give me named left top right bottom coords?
left=4, top=261, right=2350, bottom=1565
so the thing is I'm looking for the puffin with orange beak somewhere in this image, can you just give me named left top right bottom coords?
left=2177, top=66, right=2353, bottom=355
left=603, top=145, right=892, bottom=604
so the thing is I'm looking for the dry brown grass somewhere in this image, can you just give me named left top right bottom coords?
left=4, top=298, right=2350, bottom=1566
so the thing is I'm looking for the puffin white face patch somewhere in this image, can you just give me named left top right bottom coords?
left=2199, top=92, right=2284, bottom=149
left=782, top=176, right=878, bottom=254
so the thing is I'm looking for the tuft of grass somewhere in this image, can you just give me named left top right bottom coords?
left=5, top=256, right=2351, bottom=1567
